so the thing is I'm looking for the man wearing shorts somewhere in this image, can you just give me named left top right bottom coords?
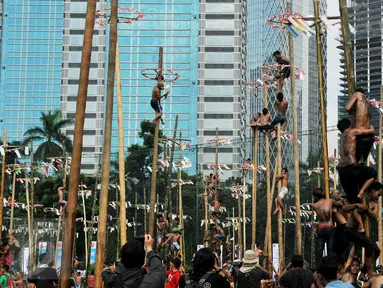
left=273, top=168, right=288, bottom=215
left=273, top=51, right=291, bottom=92
left=151, top=81, right=169, bottom=125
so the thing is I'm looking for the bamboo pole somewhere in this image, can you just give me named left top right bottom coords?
left=252, top=128, right=258, bottom=250
left=9, top=160, right=16, bottom=235
left=333, top=149, right=337, bottom=189
left=148, top=47, right=163, bottom=236
left=277, top=125, right=284, bottom=268
left=24, top=168, right=33, bottom=270
left=287, top=0, right=302, bottom=254
left=204, top=183, right=209, bottom=247
left=54, top=159, right=68, bottom=268
left=263, top=70, right=273, bottom=274
left=379, top=86, right=383, bottom=264
left=237, top=186, right=242, bottom=259
left=314, top=0, right=330, bottom=200
left=243, top=172, right=246, bottom=251
left=215, top=128, right=219, bottom=201
left=93, top=0, right=118, bottom=285
left=178, top=132, right=185, bottom=261
left=116, top=41, right=127, bottom=246
left=339, top=0, right=356, bottom=101
left=59, top=0, right=96, bottom=285
left=0, top=130, right=6, bottom=233
left=81, top=190, right=88, bottom=271
left=165, top=115, right=179, bottom=229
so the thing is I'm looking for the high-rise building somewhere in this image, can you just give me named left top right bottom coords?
left=198, top=0, right=247, bottom=178
left=338, top=0, right=382, bottom=128
left=0, top=0, right=63, bottom=141
left=0, top=0, right=199, bottom=173
left=248, top=0, right=327, bottom=174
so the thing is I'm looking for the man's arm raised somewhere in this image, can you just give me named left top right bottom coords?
left=345, top=93, right=358, bottom=112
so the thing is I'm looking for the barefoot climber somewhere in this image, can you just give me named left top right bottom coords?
left=273, top=168, right=288, bottom=215
left=151, top=81, right=169, bottom=125
left=337, top=118, right=376, bottom=233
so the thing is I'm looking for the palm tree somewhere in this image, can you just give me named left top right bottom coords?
left=23, top=110, right=74, bottom=159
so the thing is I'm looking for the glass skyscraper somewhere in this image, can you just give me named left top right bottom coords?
left=0, top=0, right=63, bottom=141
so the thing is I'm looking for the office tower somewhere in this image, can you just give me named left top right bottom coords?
left=0, top=0, right=63, bottom=141
left=61, top=0, right=107, bottom=170
left=109, top=1, right=199, bottom=170
left=338, top=0, right=382, bottom=128
left=248, top=0, right=327, bottom=175
left=198, top=0, right=247, bottom=178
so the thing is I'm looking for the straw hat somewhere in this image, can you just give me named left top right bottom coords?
left=242, top=250, right=258, bottom=265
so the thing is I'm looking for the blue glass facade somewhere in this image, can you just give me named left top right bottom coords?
left=106, top=1, right=199, bottom=167
left=0, top=0, right=63, bottom=141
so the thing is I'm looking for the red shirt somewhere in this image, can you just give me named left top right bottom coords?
left=166, top=270, right=181, bottom=288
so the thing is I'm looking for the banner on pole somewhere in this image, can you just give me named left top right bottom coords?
left=56, top=241, right=63, bottom=270
left=272, top=243, right=279, bottom=279
left=23, top=248, right=29, bottom=273
left=90, top=241, right=97, bottom=264
left=38, top=242, right=47, bottom=264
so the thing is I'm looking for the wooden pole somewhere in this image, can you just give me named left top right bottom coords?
left=243, top=173, right=246, bottom=251
left=379, top=86, right=383, bottom=264
left=116, top=40, right=127, bottom=246
left=24, top=168, right=33, bottom=269
left=215, top=128, right=219, bottom=201
left=148, top=47, right=163, bottom=236
left=232, top=207, right=235, bottom=260
left=9, top=160, right=16, bottom=235
left=93, top=0, right=118, bottom=286
left=54, top=159, right=68, bottom=268
left=0, top=130, right=6, bottom=233
left=59, top=0, right=96, bottom=285
left=277, top=125, right=284, bottom=268
left=333, top=149, right=337, bottom=189
left=263, top=70, right=273, bottom=273
left=237, top=186, right=242, bottom=259
left=339, top=0, right=356, bottom=101
left=178, top=132, right=185, bottom=261
left=287, top=0, right=302, bottom=254
left=165, top=115, right=179, bottom=229
left=314, top=0, right=330, bottom=200
left=204, top=183, right=209, bottom=247
left=81, top=190, right=88, bottom=271
left=252, top=128, right=258, bottom=250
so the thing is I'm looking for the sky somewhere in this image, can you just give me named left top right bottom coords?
left=326, top=0, right=341, bottom=156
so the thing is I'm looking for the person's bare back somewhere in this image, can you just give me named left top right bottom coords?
left=276, top=100, right=288, bottom=115
left=346, top=91, right=372, bottom=129
left=312, top=199, right=333, bottom=224
left=363, top=275, right=383, bottom=288
left=152, top=85, right=160, bottom=100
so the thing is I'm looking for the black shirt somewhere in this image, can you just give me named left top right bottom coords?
left=179, top=272, right=230, bottom=288
left=29, top=266, right=58, bottom=288
left=279, top=268, right=313, bottom=288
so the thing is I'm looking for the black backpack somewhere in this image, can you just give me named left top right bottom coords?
left=184, top=272, right=213, bottom=288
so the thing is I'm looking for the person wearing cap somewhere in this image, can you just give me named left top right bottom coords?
left=233, top=250, right=270, bottom=288
left=279, top=255, right=313, bottom=288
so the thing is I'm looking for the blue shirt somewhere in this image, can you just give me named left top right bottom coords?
left=325, top=280, right=355, bottom=288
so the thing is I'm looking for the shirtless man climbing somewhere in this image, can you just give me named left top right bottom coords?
left=273, top=167, right=288, bottom=215
left=151, top=81, right=169, bottom=125
left=309, top=188, right=334, bottom=265
left=273, top=51, right=291, bottom=92
left=337, top=118, right=376, bottom=232
left=343, top=182, right=382, bottom=278
left=345, top=88, right=375, bottom=197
